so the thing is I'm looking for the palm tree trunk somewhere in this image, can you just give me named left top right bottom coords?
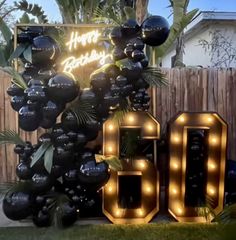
left=135, top=0, right=149, bottom=24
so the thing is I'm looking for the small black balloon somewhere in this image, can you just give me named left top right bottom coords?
left=131, top=49, right=145, bottom=62
left=121, top=19, right=140, bottom=36
left=38, top=133, right=52, bottom=144
left=16, top=162, right=32, bottom=180
left=61, top=111, right=78, bottom=131
left=109, top=26, right=123, bottom=46
left=10, top=96, right=26, bottom=112
left=40, top=117, right=56, bottom=129
left=27, top=86, right=47, bottom=102
left=18, top=105, right=40, bottom=131
left=112, top=47, right=126, bottom=61
left=14, top=144, right=24, bottom=154
left=33, top=210, right=51, bottom=227
left=7, top=84, right=24, bottom=96
left=118, top=59, right=143, bottom=80
left=141, top=15, right=170, bottom=46
left=42, top=101, right=63, bottom=119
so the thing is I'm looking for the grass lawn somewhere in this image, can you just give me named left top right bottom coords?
left=0, top=223, right=229, bottom=240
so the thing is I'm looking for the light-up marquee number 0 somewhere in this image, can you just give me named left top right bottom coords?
left=168, top=112, right=227, bottom=222
left=103, top=112, right=160, bottom=224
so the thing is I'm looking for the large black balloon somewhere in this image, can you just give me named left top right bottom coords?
left=31, top=35, right=60, bottom=66
left=118, top=59, right=143, bottom=80
left=90, top=72, right=110, bottom=93
left=141, top=16, right=170, bottom=46
left=47, top=74, right=79, bottom=103
left=121, top=19, right=140, bottom=36
left=80, top=88, right=97, bottom=106
left=42, top=101, right=64, bottom=119
left=18, top=105, right=40, bottom=131
left=3, top=188, right=32, bottom=220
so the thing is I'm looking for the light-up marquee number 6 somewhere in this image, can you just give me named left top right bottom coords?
left=103, top=112, right=160, bottom=224
left=168, top=112, right=227, bottom=222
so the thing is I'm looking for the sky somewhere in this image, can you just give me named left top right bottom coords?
left=6, top=0, right=236, bottom=23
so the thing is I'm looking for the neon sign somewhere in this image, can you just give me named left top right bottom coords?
left=62, top=30, right=110, bottom=75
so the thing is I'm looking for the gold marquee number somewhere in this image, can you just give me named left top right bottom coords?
left=103, top=112, right=160, bottom=224
left=168, top=112, right=227, bottom=222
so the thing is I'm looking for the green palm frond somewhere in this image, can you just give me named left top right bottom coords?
left=0, top=66, right=27, bottom=89
left=142, top=67, right=168, bottom=87
left=0, top=129, right=25, bottom=145
left=95, top=154, right=122, bottom=171
left=69, top=99, right=96, bottom=126
left=215, top=204, right=236, bottom=224
left=14, top=0, right=48, bottom=23
left=93, top=7, right=121, bottom=25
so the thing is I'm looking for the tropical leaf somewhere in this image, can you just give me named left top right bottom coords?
left=0, top=130, right=25, bottom=145
left=215, top=204, right=236, bottom=224
left=0, top=16, right=12, bottom=43
left=8, top=43, right=29, bottom=62
left=0, top=47, right=7, bottom=66
left=68, top=99, right=96, bottom=126
left=95, top=154, right=122, bottom=171
left=30, top=142, right=51, bottom=168
left=142, top=67, right=168, bottom=87
left=44, top=145, right=54, bottom=173
left=14, top=0, right=48, bottom=23
left=18, top=12, right=31, bottom=23
left=23, top=44, right=32, bottom=63
left=124, top=6, right=135, bottom=20
left=155, top=8, right=199, bottom=58
left=0, top=66, right=27, bottom=89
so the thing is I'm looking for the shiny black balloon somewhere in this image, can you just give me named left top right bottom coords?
left=140, top=56, right=149, bottom=68
left=141, top=15, right=170, bottom=46
left=51, top=165, right=64, bottom=178
left=47, top=74, right=79, bottom=103
left=103, top=92, right=120, bottom=108
left=7, top=84, right=24, bottom=96
left=104, top=64, right=120, bottom=79
left=57, top=201, right=77, bottom=227
left=121, top=84, right=133, bottom=97
left=133, top=78, right=149, bottom=90
left=11, top=96, right=26, bottom=111
left=28, top=79, right=44, bottom=87
left=31, top=173, right=53, bottom=193
left=78, top=159, right=109, bottom=187
left=131, top=49, right=145, bottom=62
left=33, top=210, right=51, bottom=227
left=38, top=133, right=52, bottom=144
left=80, top=88, right=97, bottom=107
left=90, top=72, right=110, bottom=93
left=17, top=32, right=32, bottom=43
left=51, top=123, right=65, bottom=138
left=26, top=86, right=47, bottom=102
left=63, top=169, right=78, bottom=185
left=121, top=19, right=140, bottom=36
left=26, top=26, right=44, bottom=38
left=14, top=144, right=24, bottom=154
left=109, top=26, right=123, bottom=46
left=55, top=133, right=70, bottom=146
left=76, top=132, right=88, bottom=145
left=35, top=195, right=46, bottom=207
left=112, top=47, right=126, bottom=61
left=53, top=146, right=73, bottom=166
left=110, top=84, right=121, bottom=96
left=3, top=188, right=32, bottom=220
left=118, top=59, right=143, bottom=80
left=31, top=35, right=60, bottom=66
left=16, top=162, right=33, bottom=180
left=42, top=100, right=63, bottom=119
left=61, top=111, right=78, bottom=131
left=18, top=105, right=40, bottom=131
left=67, top=131, right=78, bottom=142
left=116, top=75, right=127, bottom=87
left=128, top=37, right=145, bottom=50
left=124, top=45, right=134, bottom=58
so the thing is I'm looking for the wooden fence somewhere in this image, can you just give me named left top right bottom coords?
left=1, top=68, right=236, bottom=182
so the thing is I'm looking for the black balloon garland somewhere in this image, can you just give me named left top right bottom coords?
left=3, top=16, right=169, bottom=227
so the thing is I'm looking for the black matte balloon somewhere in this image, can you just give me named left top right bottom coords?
left=11, top=96, right=26, bottom=111
left=31, top=35, right=60, bottom=66
left=7, top=84, right=24, bottom=96
left=33, top=210, right=51, bottom=227
left=47, top=74, right=79, bottom=103
left=16, top=162, right=32, bottom=180
left=31, top=173, right=53, bottom=193
left=3, top=188, right=32, bottom=220
left=141, top=15, right=170, bottom=46
left=18, top=105, right=40, bottom=131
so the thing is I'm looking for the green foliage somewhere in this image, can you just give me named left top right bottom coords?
left=0, top=66, right=27, bottom=89
left=142, top=67, right=168, bottom=86
left=68, top=99, right=96, bottom=126
left=155, top=0, right=199, bottom=60
left=215, top=204, right=236, bottom=224
left=0, top=129, right=25, bottom=146
left=14, top=0, right=48, bottom=23
left=44, top=145, right=54, bottom=173
left=30, top=142, right=51, bottom=168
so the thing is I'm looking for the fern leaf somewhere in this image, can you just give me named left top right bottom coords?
left=142, top=67, right=168, bottom=87
left=0, top=130, right=25, bottom=145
